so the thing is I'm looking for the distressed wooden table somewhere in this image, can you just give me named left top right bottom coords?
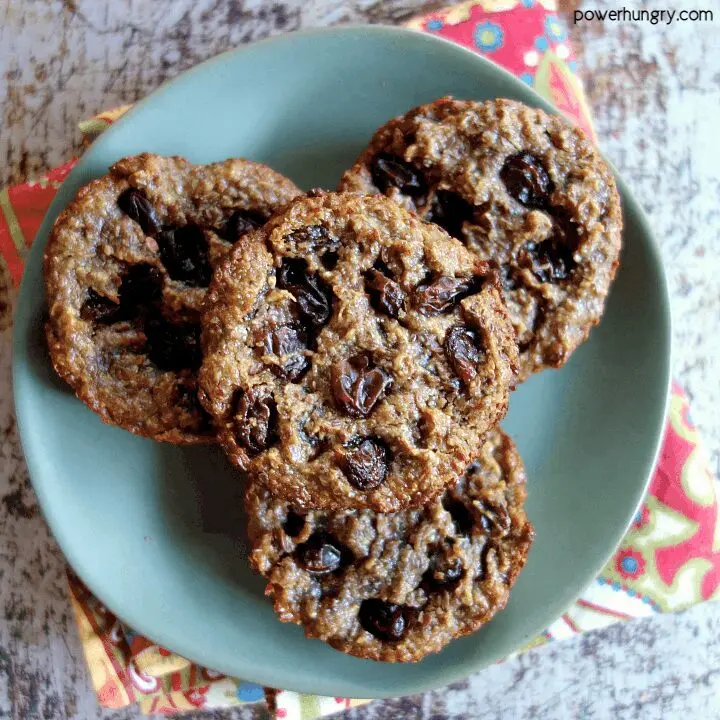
left=1, top=1, right=719, bottom=718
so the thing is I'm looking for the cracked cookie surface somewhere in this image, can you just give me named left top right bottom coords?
left=44, top=153, right=301, bottom=443
left=246, top=428, right=534, bottom=662
left=340, top=98, right=622, bottom=381
left=199, top=192, right=518, bottom=511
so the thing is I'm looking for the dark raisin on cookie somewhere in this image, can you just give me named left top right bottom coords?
left=83, top=265, right=163, bottom=328
left=521, top=240, right=571, bottom=283
left=231, top=388, right=278, bottom=455
left=82, top=265, right=164, bottom=325
left=365, top=268, right=406, bottom=318
left=414, top=275, right=482, bottom=316
left=156, top=225, right=212, bottom=287
left=276, top=258, right=333, bottom=329
left=421, top=554, right=464, bottom=592
left=263, top=323, right=310, bottom=381
left=343, top=437, right=390, bottom=490
left=359, top=599, right=408, bottom=641
left=521, top=210, right=580, bottom=283
left=426, top=190, right=475, bottom=240
left=444, top=326, right=484, bottom=384
left=295, top=532, right=347, bottom=575
left=117, top=188, right=162, bottom=236
left=500, top=153, right=553, bottom=209
left=80, top=290, right=121, bottom=324
left=145, top=318, right=202, bottom=371
left=283, top=510, right=306, bottom=538
left=220, top=210, right=267, bottom=242
left=330, top=354, right=392, bottom=417
left=320, top=252, right=340, bottom=270
left=370, top=153, right=426, bottom=197
left=120, top=264, right=164, bottom=308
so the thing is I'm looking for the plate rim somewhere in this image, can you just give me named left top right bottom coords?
left=12, top=24, right=672, bottom=698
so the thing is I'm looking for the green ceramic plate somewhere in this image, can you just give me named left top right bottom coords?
left=13, top=26, right=671, bottom=698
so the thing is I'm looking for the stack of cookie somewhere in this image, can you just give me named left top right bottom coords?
left=44, top=98, right=622, bottom=662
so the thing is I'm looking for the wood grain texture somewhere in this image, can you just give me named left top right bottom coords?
left=0, top=1, right=719, bottom=718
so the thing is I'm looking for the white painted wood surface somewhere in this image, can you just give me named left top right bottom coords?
left=0, top=1, right=718, bottom=718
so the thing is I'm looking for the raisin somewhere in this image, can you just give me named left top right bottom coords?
left=365, top=268, right=406, bottom=318
left=263, top=323, right=310, bottom=382
left=444, top=326, right=484, bottom=384
left=119, top=264, right=163, bottom=308
left=331, top=354, right=392, bottom=417
left=500, top=153, right=553, bottom=209
left=370, top=153, right=425, bottom=196
left=221, top=210, right=266, bottom=242
left=359, top=599, right=408, bottom=641
left=296, top=282, right=332, bottom=327
left=524, top=240, right=564, bottom=283
left=80, top=289, right=121, bottom=323
left=283, top=511, right=306, bottom=538
left=83, top=265, right=163, bottom=325
left=321, top=252, right=339, bottom=270
left=117, top=188, right=161, bottom=236
left=421, top=555, right=464, bottom=591
left=343, top=437, right=390, bottom=490
left=276, top=258, right=333, bottom=329
left=442, top=496, right=475, bottom=534
left=523, top=213, right=579, bottom=283
left=156, top=225, right=212, bottom=288
left=426, top=190, right=474, bottom=239
left=296, top=532, right=345, bottom=574
left=414, top=275, right=482, bottom=315
left=145, top=318, right=202, bottom=371
left=232, top=388, right=278, bottom=455
left=277, top=257, right=307, bottom=287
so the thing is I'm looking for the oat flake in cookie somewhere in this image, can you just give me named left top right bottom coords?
left=246, top=428, right=534, bottom=662
left=199, top=192, right=518, bottom=511
left=340, top=98, right=622, bottom=381
left=44, top=153, right=301, bottom=444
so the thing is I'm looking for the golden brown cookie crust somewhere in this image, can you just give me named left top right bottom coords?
left=200, top=192, right=518, bottom=511
left=340, top=97, right=622, bottom=381
left=246, top=428, right=534, bottom=662
left=44, top=153, right=301, bottom=444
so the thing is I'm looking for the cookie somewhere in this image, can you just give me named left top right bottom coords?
left=44, top=153, right=301, bottom=444
left=246, top=428, right=534, bottom=662
left=199, top=191, right=518, bottom=511
left=340, top=97, right=622, bottom=381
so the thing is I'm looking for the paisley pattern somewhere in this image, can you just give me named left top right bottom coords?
left=1, top=2, right=716, bottom=719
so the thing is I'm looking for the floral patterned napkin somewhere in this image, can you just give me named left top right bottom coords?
left=1, top=1, right=716, bottom=717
